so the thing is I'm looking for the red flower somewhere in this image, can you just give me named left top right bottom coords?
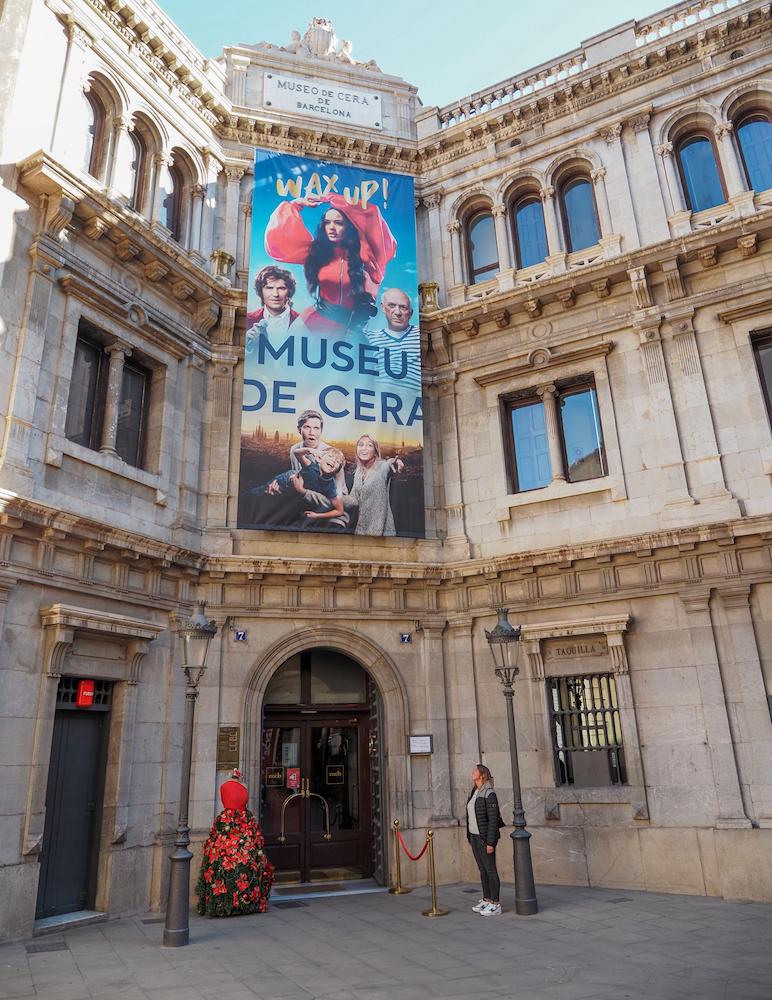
left=204, top=867, right=214, bottom=884
left=212, top=880, right=226, bottom=895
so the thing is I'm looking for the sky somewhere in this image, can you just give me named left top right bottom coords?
left=159, top=0, right=667, bottom=108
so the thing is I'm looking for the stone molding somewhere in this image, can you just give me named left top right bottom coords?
left=39, top=603, right=166, bottom=643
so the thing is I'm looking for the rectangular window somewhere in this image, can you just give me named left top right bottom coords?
left=64, top=322, right=150, bottom=470
left=115, top=361, right=148, bottom=467
left=548, top=673, right=626, bottom=786
left=510, top=400, right=551, bottom=491
left=559, top=384, right=607, bottom=483
left=754, top=333, right=772, bottom=427
left=503, top=378, right=607, bottom=493
left=65, top=335, right=107, bottom=450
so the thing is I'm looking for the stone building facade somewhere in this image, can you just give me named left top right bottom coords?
left=1, top=0, right=772, bottom=941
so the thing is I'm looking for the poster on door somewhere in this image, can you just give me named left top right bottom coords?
left=237, top=149, right=425, bottom=538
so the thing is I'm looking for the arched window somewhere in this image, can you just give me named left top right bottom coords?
left=675, top=134, right=726, bottom=212
left=735, top=112, right=772, bottom=192
left=559, top=176, right=600, bottom=252
left=127, top=131, right=147, bottom=212
left=466, top=210, right=499, bottom=283
left=512, top=194, right=548, bottom=269
left=81, top=92, right=105, bottom=178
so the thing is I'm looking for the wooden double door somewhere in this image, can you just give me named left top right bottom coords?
left=260, top=713, right=373, bottom=882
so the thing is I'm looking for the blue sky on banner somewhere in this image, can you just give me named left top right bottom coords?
left=248, top=151, right=417, bottom=317
left=160, top=0, right=658, bottom=108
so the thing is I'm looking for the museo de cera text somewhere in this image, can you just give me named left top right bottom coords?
left=243, top=332, right=423, bottom=427
left=275, top=78, right=375, bottom=120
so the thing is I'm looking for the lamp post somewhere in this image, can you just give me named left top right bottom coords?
left=163, top=602, right=217, bottom=947
left=485, top=607, right=538, bottom=915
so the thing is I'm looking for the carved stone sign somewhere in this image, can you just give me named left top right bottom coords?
left=543, top=640, right=607, bottom=660
left=264, top=72, right=382, bottom=129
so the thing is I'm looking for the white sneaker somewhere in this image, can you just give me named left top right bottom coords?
left=471, top=899, right=487, bottom=913
left=480, top=902, right=502, bottom=916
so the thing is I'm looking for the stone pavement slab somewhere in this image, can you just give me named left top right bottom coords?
left=1, top=883, right=771, bottom=1000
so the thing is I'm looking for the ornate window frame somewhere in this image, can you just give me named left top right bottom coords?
left=518, top=615, right=648, bottom=821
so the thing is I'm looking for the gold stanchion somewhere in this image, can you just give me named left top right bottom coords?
left=421, top=830, right=449, bottom=917
left=389, top=819, right=412, bottom=894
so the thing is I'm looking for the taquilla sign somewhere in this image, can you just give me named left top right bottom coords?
left=263, top=72, right=383, bottom=129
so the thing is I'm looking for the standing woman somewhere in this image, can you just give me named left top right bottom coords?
left=349, top=434, right=404, bottom=536
left=467, top=763, right=502, bottom=916
left=265, top=194, right=396, bottom=335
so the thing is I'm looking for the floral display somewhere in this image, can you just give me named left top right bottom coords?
left=196, top=802, right=274, bottom=917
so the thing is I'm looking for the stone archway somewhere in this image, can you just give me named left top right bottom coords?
left=242, top=626, right=414, bottom=869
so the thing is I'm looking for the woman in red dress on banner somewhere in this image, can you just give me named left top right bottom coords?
left=265, top=194, right=397, bottom=335
left=196, top=769, right=274, bottom=917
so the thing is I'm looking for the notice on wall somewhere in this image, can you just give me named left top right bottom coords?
left=216, top=726, right=240, bottom=770
left=264, top=72, right=382, bottom=129
left=237, top=148, right=425, bottom=538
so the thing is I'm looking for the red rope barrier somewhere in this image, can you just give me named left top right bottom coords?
left=397, top=828, right=429, bottom=861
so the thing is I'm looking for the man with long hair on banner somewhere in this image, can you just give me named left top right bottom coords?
left=265, top=194, right=396, bottom=334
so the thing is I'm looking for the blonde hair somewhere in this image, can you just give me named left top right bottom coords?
left=355, top=434, right=381, bottom=465
left=474, top=763, right=494, bottom=786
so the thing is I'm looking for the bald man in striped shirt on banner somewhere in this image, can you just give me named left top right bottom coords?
left=365, top=288, right=422, bottom=399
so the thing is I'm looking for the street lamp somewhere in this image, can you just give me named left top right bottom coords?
left=485, top=607, right=538, bottom=916
left=163, top=602, right=217, bottom=947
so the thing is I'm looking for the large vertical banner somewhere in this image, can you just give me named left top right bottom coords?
left=237, top=150, right=424, bottom=538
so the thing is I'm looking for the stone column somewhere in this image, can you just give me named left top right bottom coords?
left=637, top=326, right=693, bottom=507
left=100, top=342, right=131, bottom=456
left=423, top=194, right=446, bottom=305
left=591, top=166, right=612, bottom=237
left=107, top=115, right=134, bottom=198
left=189, top=184, right=205, bottom=257
left=51, top=19, right=92, bottom=159
left=626, top=113, right=670, bottom=243
left=713, top=122, right=745, bottom=198
left=237, top=199, right=252, bottom=287
left=656, top=142, right=686, bottom=215
left=491, top=202, right=512, bottom=271
left=446, top=221, right=463, bottom=286
left=418, top=620, right=454, bottom=823
left=436, top=371, right=467, bottom=544
left=716, top=585, right=772, bottom=825
left=445, top=618, right=482, bottom=816
left=679, top=590, right=751, bottom=828
left=228, top=54, right=250, bottom=106
left=224, top=167, right=245, bottom=262
left=536, top=382, right=566, bottom=483
left=23, top=623, right=74, bottom=857
left=599, top=123, right=640, bottom=248
left=540, top=185, right=562, bottom=254
left=199, top=152, right=221, bottom=263
left=151, top=152, right=172, bottom=227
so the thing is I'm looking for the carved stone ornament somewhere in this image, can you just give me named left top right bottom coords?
left=274, top=19, right=382, bottom=72
left=524, top=297, right=543, bottom=318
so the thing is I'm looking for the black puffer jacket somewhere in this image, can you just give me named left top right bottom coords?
left=465, top=785, right=501, bottom=846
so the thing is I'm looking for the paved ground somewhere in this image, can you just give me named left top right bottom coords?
left=2, top=882, right=771, bottom=1000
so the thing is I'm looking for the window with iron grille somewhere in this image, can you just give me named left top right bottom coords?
left=56, top=677, right=112, bottom=711
left=547, top=673, right=625, bottom=786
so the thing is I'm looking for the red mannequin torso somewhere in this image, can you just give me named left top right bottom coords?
left=220, top=778, right=248, bottom=810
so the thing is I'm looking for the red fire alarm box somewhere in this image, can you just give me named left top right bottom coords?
left=76, top=679, right=96, bottom=707
left=286, top=767, right=300, bottom=790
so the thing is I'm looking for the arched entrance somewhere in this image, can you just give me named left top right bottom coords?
left=259, top=648, right=383, bottom=883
